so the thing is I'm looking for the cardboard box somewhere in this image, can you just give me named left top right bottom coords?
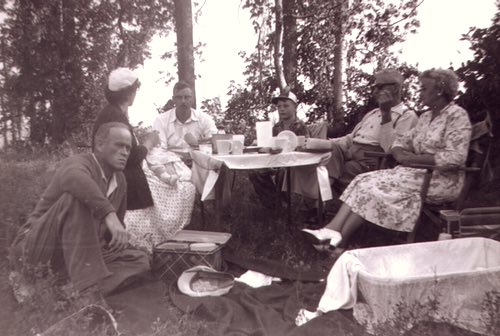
left=152, top=230, right=231, bottom=282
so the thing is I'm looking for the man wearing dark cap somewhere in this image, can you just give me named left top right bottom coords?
left=270, top=91, right=309, bottom=137
left=305, top=68, right=418, bottom=191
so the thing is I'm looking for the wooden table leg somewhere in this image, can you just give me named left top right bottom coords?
left=200, top=199, right=206, bottom=229
left=214, top=168, right=224, bottom=227
left=286, top=167, right=292, bottom=224
left=317, top=191, right=323, bottom=225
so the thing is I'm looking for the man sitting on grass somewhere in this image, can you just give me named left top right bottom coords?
left=10, top=122, right=150, bottom=307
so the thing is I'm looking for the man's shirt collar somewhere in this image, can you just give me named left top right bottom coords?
left=91, top=153, right=118, bottom=197
left=167, top=108, right=199, bottom=124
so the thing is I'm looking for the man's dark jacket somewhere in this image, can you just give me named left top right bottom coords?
left=93, top=104, right=154, bottom=210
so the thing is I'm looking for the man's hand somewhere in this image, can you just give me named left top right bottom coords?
left=104, top=212, right=129, bottom=252
left=184, top=132, right=198, bottom=147
left=304, top=138, right=333, bottom=150
left=377, top=90, right=394, bottom=124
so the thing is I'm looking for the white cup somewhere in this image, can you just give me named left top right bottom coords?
left=231, top=140, right=244, bottom=155
left=297, top=136, right=306, bottom=147
left=233, top=134, right=245, bottom=145
left=216, top=140, right=233, bottom=155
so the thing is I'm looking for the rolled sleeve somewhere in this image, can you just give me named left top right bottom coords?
left=434, top=109, right=472, bottom=167
left=200, top=113, right=218, bottom=139
left=330, top=133, right=353, bottom=152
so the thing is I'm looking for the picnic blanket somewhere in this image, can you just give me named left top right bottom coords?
left=103, top=254, right=485, bottom=336
left=170, top=280, right=367, bottom=336
left=222, top=250, right=335, bottom=282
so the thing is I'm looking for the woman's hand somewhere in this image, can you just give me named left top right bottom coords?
left=391, top=147, right=415, bottom=165
left=392, top=147, right=435, bottom=166
left=184, top=132, right=198, bottom=147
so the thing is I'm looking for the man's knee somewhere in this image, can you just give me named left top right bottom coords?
left=326, top=144, right=347, bottom=179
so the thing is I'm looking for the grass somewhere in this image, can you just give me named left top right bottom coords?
left=1, top=148, right=499, bottom=335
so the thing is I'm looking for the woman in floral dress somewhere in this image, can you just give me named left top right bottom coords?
left=302, top=68, right=472, bottom=249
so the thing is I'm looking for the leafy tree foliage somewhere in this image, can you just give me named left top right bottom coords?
left=456, top=5, right=500, bottom=125
left=0, top=0, right=175, bottom=145
left=456, top=4, right=500, bottom=172
left=225, top=0, right=421, bottom=137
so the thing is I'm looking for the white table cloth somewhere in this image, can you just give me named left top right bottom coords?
left=190, top=150, right=333, bottom=202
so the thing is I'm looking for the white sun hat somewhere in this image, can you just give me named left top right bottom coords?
left=108, top=67, right=138, bottom=91
left=177, top=265, right=234, bottom=297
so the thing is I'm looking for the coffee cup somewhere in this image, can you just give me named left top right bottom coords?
left=216, top=140, right=233, bottom=155
left=232, top=134, right=245, bottom=145
left=211, top=134, right=233, bottom=154
left=297, top=136, right=306, bottom=147
left=231, top=140, right=244, bottom=155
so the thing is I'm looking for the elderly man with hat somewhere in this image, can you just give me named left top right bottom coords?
left=305, top=68, right=418, bottom=192
left=249, top=90, right=309, bottom=209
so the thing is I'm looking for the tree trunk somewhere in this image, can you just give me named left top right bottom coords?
left=331, top=0, right=344, bottom=124
left=274, top=0, right=287, bottom=91
left=282, top=0, right=297, bottom=91
left=0, top=30, right=9, bottom=147
left=174, top=0, right=196, bottom=108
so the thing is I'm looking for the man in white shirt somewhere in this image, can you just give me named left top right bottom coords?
left=305, top=68, right=418, bottom=191
left=153, top=81, right=217, bottom=153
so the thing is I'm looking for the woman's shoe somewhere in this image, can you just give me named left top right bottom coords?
left=301, top=228, right=342, bottom=247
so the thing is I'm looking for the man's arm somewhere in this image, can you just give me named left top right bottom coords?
left=58, top=163, right=116, bottom=221
left=379, top=109, right=418, bottom=152
left=199, top=112, right=218, bottom=141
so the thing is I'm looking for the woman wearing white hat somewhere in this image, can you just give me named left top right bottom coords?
left=94, top=68, right=196, bottom=253
left=93, top=67, right=154, bottom=210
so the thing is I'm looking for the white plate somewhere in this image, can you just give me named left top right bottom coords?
left=277, top=130, right=298, bottom=152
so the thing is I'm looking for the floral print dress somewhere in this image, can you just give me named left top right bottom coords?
left=340, top=103, right=472, bottom=232
left=125, top=151, right=196, bottom=252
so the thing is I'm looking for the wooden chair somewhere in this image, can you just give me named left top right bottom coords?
left=366, top=111, right=496, bottom=242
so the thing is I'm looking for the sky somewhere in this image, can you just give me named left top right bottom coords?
left=128, top=0, right=497, bottom=126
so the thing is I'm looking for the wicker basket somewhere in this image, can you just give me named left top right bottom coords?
left=152, top=230, right=231, bottom=282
